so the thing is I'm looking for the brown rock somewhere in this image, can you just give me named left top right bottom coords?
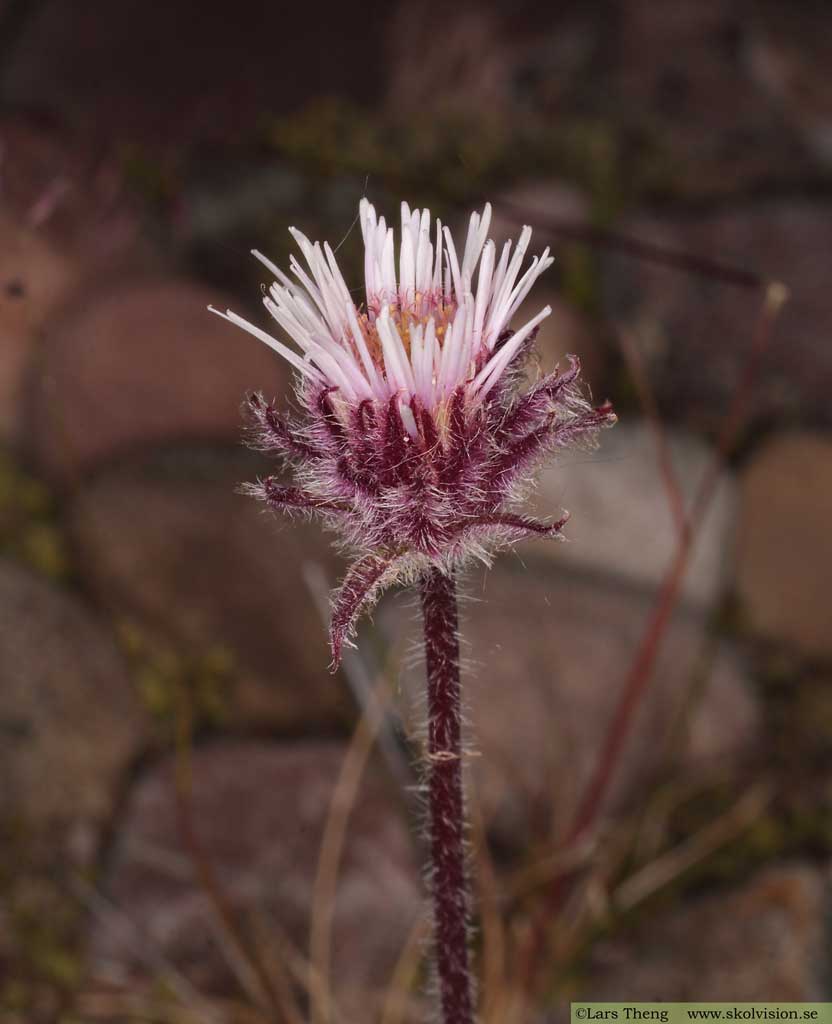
left=0, top=211, right=78, bottom=443
left=28, top=279, right=291, bottom=485
left=585, top=862, right=829, bottom=1000
left=69, top=450, right=349, bottom=731
left=385, top=563, right=760, bottom=847
left=0, top=561, right=144, bottom=854
left=737, top=432, right=832, bottom=659
left=89, top=740, right=421, bottom=1009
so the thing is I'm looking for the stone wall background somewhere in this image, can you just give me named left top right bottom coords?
left=1, top=1, right=831, bottom=1020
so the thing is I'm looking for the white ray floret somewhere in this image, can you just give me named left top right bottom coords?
left=210, top=199, right=555, bottom=419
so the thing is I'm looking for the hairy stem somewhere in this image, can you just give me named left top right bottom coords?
left=420, top=567, right=475, bottom=1024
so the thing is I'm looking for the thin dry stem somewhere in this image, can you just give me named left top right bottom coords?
left=380, top=917, right=431, bottom=1024
left=516, top=279, right=788, bottom=994
left=492, top=197, right=764, bottom=289
left=309, top=691, right=389, bottom=1024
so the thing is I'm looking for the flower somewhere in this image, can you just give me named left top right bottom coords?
left=211, top=199, right=615, bottom=664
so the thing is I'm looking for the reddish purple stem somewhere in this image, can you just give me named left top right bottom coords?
left=420, top=567, right=474, bottom=1024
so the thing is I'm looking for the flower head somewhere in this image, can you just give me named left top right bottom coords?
left=211, top=200, right=615, bottom=664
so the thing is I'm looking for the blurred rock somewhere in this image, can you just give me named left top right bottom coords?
left=736, top=432, right=832, bottom=660
left=69, top=449, right=349, bottom=731
left=613, top=0, right=812, bottom=198
left=3, top=0, right=391, bottom=147
left=28, top=279, right=291, bottom=485
left=524, top=420, right=737, bottom=609
left=0, top=112, right=145, bottom=273
left=746, top=2, right=832, bottom=168
left=513, top=292, right=605, bottom=396
left=0, top=560, right=144, bottom=855
left=89, top=740, right=421, bottom=1010
left=604, top=203, right=832, bottom=426
left=489, top=181, right=590, bottom=248
left=0, top=113, right=81, bottom=224
left=386, top=0, right=813, bottom=200
left=0, top=210, right=78, bottom=443
left=585, top=862, right=829, bottom=1000
left=385, top=3, right=601, bottom=120
left=385, top=563, right=760, bottom=848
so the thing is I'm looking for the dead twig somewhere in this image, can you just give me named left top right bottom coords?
left=516, top=280, right=789, bottom=993
left=308, top=694, right=386, bottom=1024
left=492, top=198, right=763, bottom=290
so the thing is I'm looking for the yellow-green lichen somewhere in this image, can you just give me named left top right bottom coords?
left=0, top=451, right=70, bottom=581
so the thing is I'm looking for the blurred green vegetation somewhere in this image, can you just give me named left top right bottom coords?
left=0, top=450, right=70, bottom=581
left=116, top=618, right=235, bottom=735
left=0, top=817, right=84, bottom=1019
left=264, top=97, right=651, bottom=213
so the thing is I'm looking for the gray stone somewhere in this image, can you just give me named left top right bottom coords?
left=737, top=432, right=832, bottom=659
left=69, top=450, right=350, bottom=731
left=0, top=561, right=145, bottom=851
left=523, top=420, right=737, bottom=609
left=89, top=740, right=422, bottom=1008
left=584, top=862, right=830, bottom=1000
left=384, top=563, right=760, bottom=848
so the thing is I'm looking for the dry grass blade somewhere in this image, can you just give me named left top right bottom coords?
left=309, top=676, right=395, bottom=1024
left=614, top=784, right=773, bottom=912
left=380, top=916, right=430, bottom=1024
left=305, top=558, right=414, bottom=1024
left=504, top=834, right=597, bottom=906
left=172, top=681, right=301, bottom=1022
left=77, top=983, right=270, bottom=1024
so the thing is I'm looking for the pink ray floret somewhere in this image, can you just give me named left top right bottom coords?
left=210, top=200, right=555, bottom=420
